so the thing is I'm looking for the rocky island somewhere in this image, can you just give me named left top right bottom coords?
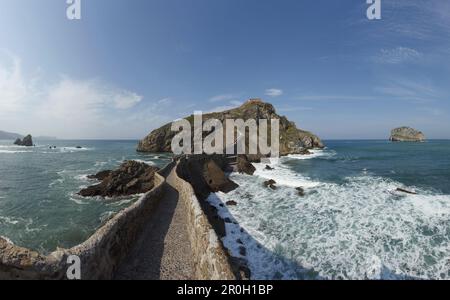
left=137, top=99, right=324, bottom=159
left=390, top=127, right=425, bottom=142
left=13, top=134, right=34, bottom=147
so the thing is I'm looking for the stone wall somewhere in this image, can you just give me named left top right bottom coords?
left=172, top=164, right=236, bottom=280
left=0, top=172, right=166, bottom=280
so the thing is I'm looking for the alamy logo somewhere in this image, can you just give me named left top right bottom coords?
left=171, top=112, right=280, bottom=158
left=66, top=255, right=81, bottom=280
left=66, top=0, right=81, bottom=20
left=366, top=0, right=381, bottom=20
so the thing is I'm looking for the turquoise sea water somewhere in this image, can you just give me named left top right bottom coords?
left=1, top=139, right=450, bottom=279
left=0, top=140, right=171, bottom=253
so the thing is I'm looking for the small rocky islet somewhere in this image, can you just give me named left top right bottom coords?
left=390, top=126, right=425, bottom=142
left=13, top=134, right=34, bottom=147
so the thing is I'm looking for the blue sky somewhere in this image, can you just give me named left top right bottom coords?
left=0, top=0, right=449, bottom=139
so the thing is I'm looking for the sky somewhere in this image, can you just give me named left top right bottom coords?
left=0, top=0, right=449, bottom=139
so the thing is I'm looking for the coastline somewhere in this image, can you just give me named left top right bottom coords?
left=0, top=157, right=244, bottom=280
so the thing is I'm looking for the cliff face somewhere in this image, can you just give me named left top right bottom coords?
left=137, top=99, right=324, bottom=157
left=390, top=127, right=425, bottom=142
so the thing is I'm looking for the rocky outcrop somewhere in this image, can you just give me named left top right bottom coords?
left=137, top=99, right=324, bottom=159
left=203, top=160, right=239, bottom=193
left=79, top=161, right=159, bottom=197
left=176, top=154, right=239, bottom=200
left=13, top=134, right=33, bottom=146
left=236, top=155, right=256, bottom=175
left=263, top=179, right=277, bottom=190
left=87, top=170, right=112, bottom=181
left=390, top=127, right=425, bottom=142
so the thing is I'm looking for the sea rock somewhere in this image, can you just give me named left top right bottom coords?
left=263, top=179, right=277, bottom=190
left=176, top=154, right=239, bottom=200
left=390, top=127, right=425, bottom=142
left=265, top=165, right=274, bottom=170
left=237, top=155, right=256, bottom=175
left=137, top=99, right=324, bottom=159
left=396, top=188, right=417, bottom=195
left=296, top=187, right=305, bottom=197
left=226, top=200, right=238, bottom=206
left=87, top=170, right=112, bottom=181
left=13, top=135, right=33, bottom=147
left=78, top=160, right=159, bottom=198
left=203, top=160, right=239, bottom=193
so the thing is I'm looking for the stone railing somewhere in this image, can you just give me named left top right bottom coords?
left=0, top=172, right=166, bottom=280
left=171, top=164, right=236, bottom=280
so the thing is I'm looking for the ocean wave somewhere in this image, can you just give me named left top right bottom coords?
left=0, top=215, right=20, bottom=225
left=94, top=161, right=108, bottom=167
left=215, top=161, right=450, bottom=280
left=252, top=156, right=321, bottom=188
left=69, top=196, right=90, bottom=205
left=0, top=150, right=31, bottom=154
left=59, top=147, right=94, bottom=153
left=287, top=149, right=336, bottom=160
left=133, top=159, right=156, bottom=166
left=49, top=178, right=64, bottom=188
left=74, top=174, right=90, bottom=181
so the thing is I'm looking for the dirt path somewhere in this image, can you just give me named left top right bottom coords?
left=114, top=166, right=194, bottom=280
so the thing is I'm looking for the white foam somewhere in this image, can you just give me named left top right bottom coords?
left=0, top=216, right=20, bottom=225
left=59, top=147, right=94, bottom=153
left=75, top=174, right=89, bottom=181
left=49, top=178, right=64, bottom=188
left=287, top=149, right=335, bottom=160
left=0, top=150, right=31, bottom=154
left=214, top=159, right=450, bottom=280
left=252, top=160, right=320, bottom=188
left=0, top=236, right=14, bottom=245
left=69, top=197, right=89, bottom=205
left=133, top=159, right=156, bottom=166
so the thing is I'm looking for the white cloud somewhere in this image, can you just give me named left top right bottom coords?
left=0, top=53, right=146, bottom=138
left=113, top=91, right=142, bottom=109
left=374, top=47, right=422, bottom=64
left=0, top=54, right=28, bottom=115
left=157, top=97, right=172, bottom=104
left=265, top=88, right=283, bottom=97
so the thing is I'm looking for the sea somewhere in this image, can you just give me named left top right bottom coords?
left=0, top=139, right=171, bottom=253
left=1, top=139, right=450, bottom=279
